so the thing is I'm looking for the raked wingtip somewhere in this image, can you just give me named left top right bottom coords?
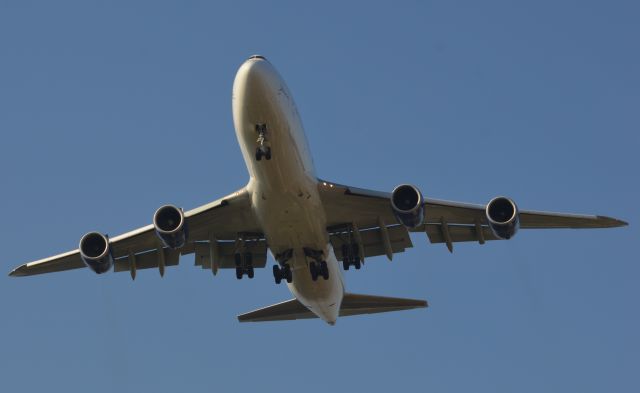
left=610, top=217, right=629, bottom=227
left=595, top=215, right=629, bottom=228
left=8, top=265, right=26, bottom=277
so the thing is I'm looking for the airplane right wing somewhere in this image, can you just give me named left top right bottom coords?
left=9, top=188, right=263, bottom=277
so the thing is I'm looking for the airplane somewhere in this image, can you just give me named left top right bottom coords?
left=8, top=55, right=628, bottom=325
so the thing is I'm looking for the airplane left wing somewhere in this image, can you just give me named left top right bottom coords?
left=9, top=188, right=261, bottom=277
left=318, top=180, right=627, bottom=254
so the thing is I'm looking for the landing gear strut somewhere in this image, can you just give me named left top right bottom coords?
left=255, top=123, right=272, bottom=161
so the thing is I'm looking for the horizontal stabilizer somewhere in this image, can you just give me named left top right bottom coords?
left=237, top=293, right=427, bottom=323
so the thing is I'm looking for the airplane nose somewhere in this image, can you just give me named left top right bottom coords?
left=247, top=54, right=267, bottom=61
left=238, top=55, right=274, bottom=90
left=233, top=55, right=279, bottom=106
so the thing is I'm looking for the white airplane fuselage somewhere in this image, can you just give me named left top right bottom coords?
left=232, top=56, right=344, bottom=324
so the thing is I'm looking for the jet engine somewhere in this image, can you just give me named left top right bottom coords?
left=391, top=184, right=425, bottom=228
left=485, top=196, right=520, bottom=239
left=153, top=205, right=188, bottom=249
left=79, top=232, right=114, bottom=274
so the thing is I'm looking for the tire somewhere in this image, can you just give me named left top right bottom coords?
left=255, top=148, right=262, bottom=161
left=265, top=147, right=272, bottom=160
left=284, top=264, right=293, bottom=283
left=343, top=260, right=350, bottom=271
left=235, top=267, right=243, bottom=279
left=310, top=262, right=318, bottom=281
left=354, top=259, right=361, bottom=270
left=273, top=265, right=282, bottom=284
left=247, top=266, right=254, bottom=279
left=320, top=261, right=329, bottom=280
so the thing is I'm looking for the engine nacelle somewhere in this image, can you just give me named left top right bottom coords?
left=79, top=232, right=114, bottom=274
left=391, top=184, right=425, bottom=228
left=485, top=196, right=520, bottom=240
left=153, top=205, right=188, bottom=249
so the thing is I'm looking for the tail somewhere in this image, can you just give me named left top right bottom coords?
left=237, top=293, right=427, bottom=323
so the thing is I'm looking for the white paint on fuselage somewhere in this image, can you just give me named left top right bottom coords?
left=232, top=57, right=344, bottom=324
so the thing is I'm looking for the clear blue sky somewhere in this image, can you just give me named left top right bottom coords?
left=1, top=1, right=637, bottom=392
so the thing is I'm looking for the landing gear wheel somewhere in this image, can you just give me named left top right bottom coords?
left=354, top=258, right=361, bottom=270
left=309, top=262, right=318, bottom=281
left=264, top=147, right=272, bottom=160
left=273, top=265, right=282, bottom=284
left=255, top=148, right=262, bottom=161
left=284, top=264, right=293, bottom=283
left=247, top=265, right=255, bottom=279
left=235, top=266, right=243, bottom=280
left=343, top=260, right=350, bottom=271
left=320, top=261, right=329, bottom=280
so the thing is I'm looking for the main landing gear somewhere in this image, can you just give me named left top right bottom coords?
left=304, top=247, right=329, bottom=282
left=234, top=252, right=254, bottom=279
left=309, top=260, right=329, bottom=281
left=342, top=243, right=362, bottom=270
left=255, top=123, right=272, bottom=161
left=273, top=249, right=293, bottom=285
left=272, top=264, right=293, bottom=284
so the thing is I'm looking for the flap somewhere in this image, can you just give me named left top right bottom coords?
left=424, top=224, right=499, bottom=244
left=189, top=240, right=268, bottom=269
left=329, top=225, right=413, bottom=260
left=113, top=248, right=181, bottom=272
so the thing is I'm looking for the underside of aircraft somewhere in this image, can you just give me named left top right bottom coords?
left=9, top=55, right=628, bottom=325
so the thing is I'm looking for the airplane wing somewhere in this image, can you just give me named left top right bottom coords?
left=318, top=179, right=627, bottom=254
left=9, top=188, right=262, bottom=277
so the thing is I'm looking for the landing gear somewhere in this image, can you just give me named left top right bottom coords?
left=341, top=243, right=362, bottom=271
left=255, top=146, right=271, bottom=161
left=303, top=247, right=329, bottom=281
left=255, top=123, right=272, bottom=161
left=273, top=264, right=292, bottom=284
left=234, top=252, right=254, bottom=279
left=309, top=261, right=329, bottom=281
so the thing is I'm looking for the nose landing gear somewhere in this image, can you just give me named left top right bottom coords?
left=255, top=123, right=272, bottom=161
